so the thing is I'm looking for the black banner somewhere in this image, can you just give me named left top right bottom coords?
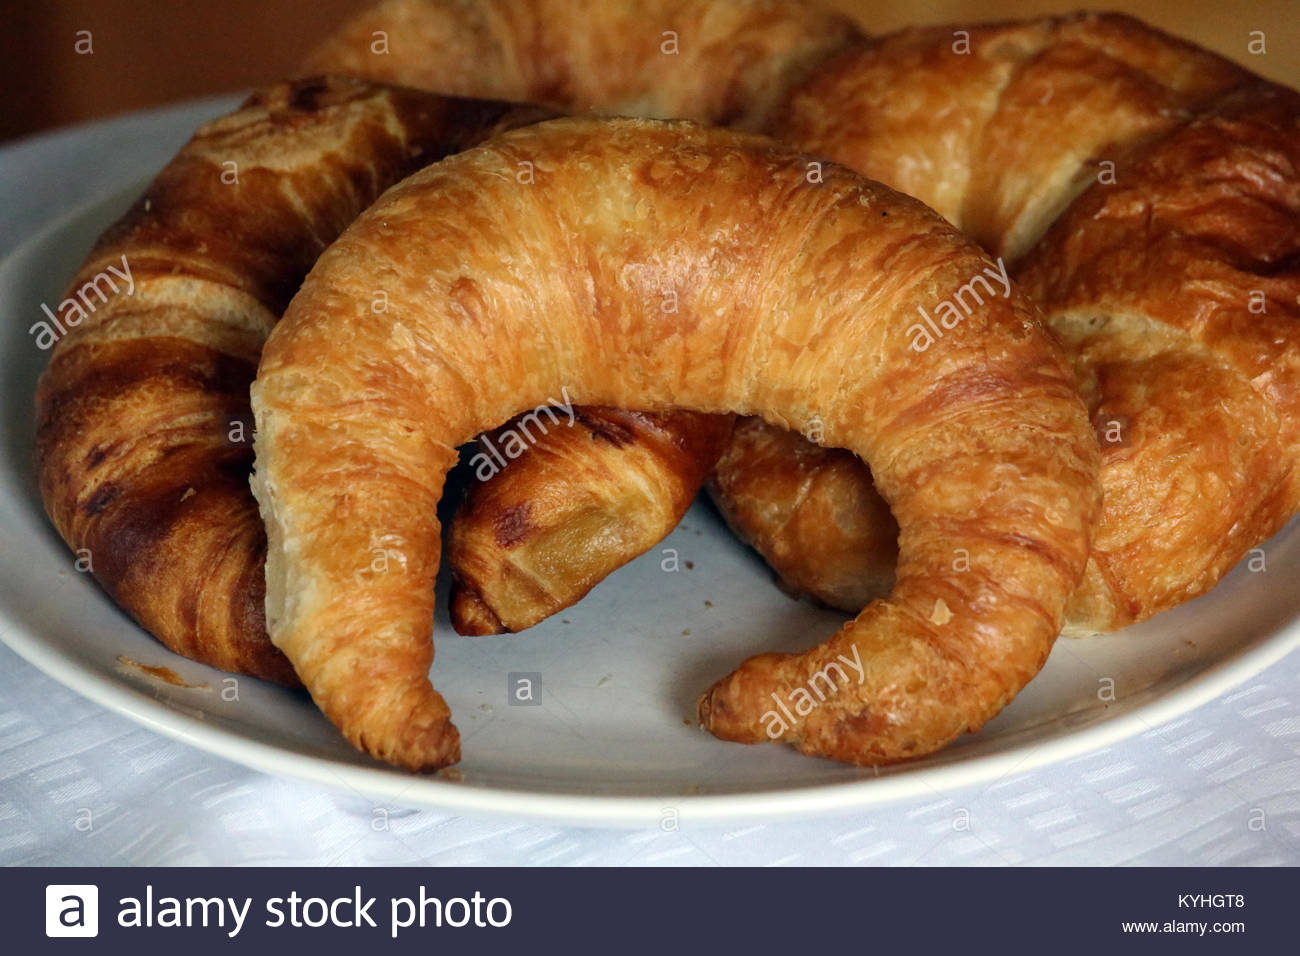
left=4, top=866, right=1288, bottom=952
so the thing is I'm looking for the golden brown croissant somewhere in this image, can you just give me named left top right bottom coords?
left=33, top=77, right=530, bottom=682
left=449, top=407, right=733, bottom=635
left=707, top=416, right=896, bottom=611
left=423, top=11, right=1300, bottom=639
left=250, top=118, right=1100, bottom=770
left=748, top=13, right=1300, bottom=633
left=449, top=13, right=1300, bottom=636
left=305, top=0, right=860, bottom=129
left=414, top=8, right=1300, bottom=664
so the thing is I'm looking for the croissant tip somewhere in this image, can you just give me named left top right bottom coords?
left=365, top=719, right=461, bottom=773
left=449, top=580, right=509, bottom=635
left=696, top=691, right=713, bottom=727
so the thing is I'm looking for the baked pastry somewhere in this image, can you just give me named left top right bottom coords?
left=707, top=415, right=896, bottom=611
left=249, top=118, right=1100, bottom=770
left=36, top=0, right=856, bottom=680
left=33, top=77, right=531, bottom=682
left=35, top=0, right=866, bottom=678
left=441, top=13, right=1300, bottom=636
left=449, top=407, right=733, bottom=635
left=748, top=13, right=1300, bottom=633
left=305, top=0, right=860, bottom=129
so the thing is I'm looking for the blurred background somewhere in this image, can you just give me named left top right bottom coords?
left=2, top=0, right=1297, bottom=143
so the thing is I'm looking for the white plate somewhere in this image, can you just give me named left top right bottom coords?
left=3, top=181, right=1299, bottom=828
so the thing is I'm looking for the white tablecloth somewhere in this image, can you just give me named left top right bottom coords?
left=2, top=98, right=1298, bottom=866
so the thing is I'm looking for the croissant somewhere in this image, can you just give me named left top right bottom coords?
left=449, top=407, right=733, bottom=635
left=33, top=77, right=530, bottom=682
left=249, top=118, right=1100, bottom=770
left=707, top=416, right=896, bottom=611
left=749, top=13, right=1300, bottom=632
left=434, top=13, right=1300, bottom=636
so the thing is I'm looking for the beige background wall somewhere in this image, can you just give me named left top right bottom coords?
left=2, top=0, right=1296, bottom=143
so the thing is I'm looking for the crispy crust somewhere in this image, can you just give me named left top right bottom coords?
left=305, top=0, right=860, bottom=129
left=34, top=77, right=529, bottom=682
left=448, top=407, right=734, bottom=634
left=712, top=13, right=1300, bottom=632
left=250, top=118, right=1098, bottom=769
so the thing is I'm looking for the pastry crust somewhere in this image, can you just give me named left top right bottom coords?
left=306, top=0, right=860, bottom=129
left=250, top=118, right=1099, bottom=769
left=449, top=407, right=733, bottom=635
left=707, top=416, right=896, bottom=611
left=33, top=77, right=530, bottom=682
left=714, top=13, right=1300, bottom=631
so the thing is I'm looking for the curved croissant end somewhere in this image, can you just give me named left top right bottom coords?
left=707, top=415, right=898, bottom=613
left=448, top=406, right=734, bottom=635
left=251, top=118, right=1099, bottom=771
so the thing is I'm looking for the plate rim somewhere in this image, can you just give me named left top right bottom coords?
left=3, top=159, right=1299, bottom=829
left=4, top=600, right=1297, bottom=827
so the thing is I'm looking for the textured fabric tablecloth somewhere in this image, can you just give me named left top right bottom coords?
left=2, top=98, right=1298, bottom=866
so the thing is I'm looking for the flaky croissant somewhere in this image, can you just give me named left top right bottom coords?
left=305, top=0, right=860, bottom=130
left=34, top=77, right=530, bottom=682
left=250, top=118, right=1100, bottom=770
left=449, top=407, right=733, bottom=635
left=435, top=13, right=1300, bottom=636
left=36, top=0, right=855, bottom=681
left=749, top=13, right=1300, bottom=632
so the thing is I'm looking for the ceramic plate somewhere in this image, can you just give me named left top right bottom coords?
left=2, top=179, right=1298, bottom=827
